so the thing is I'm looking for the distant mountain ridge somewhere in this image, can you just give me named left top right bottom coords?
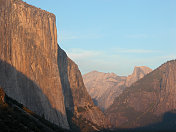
left=2, top=0, right=175, bottom=132
left=125, top=66, right=153, bottom=87
left=106, top=60, right=176, bottom=129
left=83, top=66, right=152, bottom=110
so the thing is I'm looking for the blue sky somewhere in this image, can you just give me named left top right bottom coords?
left=24, top=0, right=176, bottom=76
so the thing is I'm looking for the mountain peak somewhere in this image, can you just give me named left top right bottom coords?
left=0, top=0, right=108, bottom=130
left=125, top=66, right=152, bottom=87
left=106, top=60, right=176, bottom=128
left=134, top=66, right=152, bottom=73
left=83, top=66, right=151, bottom=111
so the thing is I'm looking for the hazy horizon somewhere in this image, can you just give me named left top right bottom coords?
left=24, top=0, right=176, bottom=76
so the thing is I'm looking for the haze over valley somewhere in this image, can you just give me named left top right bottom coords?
left=0, top=0, right=176, bottom=132
left=83, top=66, right=152, bottom=111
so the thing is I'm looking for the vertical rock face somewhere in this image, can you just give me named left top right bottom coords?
left=83, top=67, right=152, bottom=111
left=0, top=0, right=69, bottom=129
left=0, top=87, right=70, bottom=132
left=106, top=60, right=176, bottom=129
left=58, top=47, right=109, bottom=131
left=0, top=0, right=109, bottom=130
left=125, top=66, right=152, bottom=87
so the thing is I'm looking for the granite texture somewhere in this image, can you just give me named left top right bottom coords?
left=0, top=0, right=69, bottom=129
left=83, top=67, right=152, bottom=110
left=58, top=46, right=109, bottom=131
left=106, top=60, right=176, bottom=128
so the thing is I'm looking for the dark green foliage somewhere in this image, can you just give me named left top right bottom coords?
left=66, top=109, right=102, bottom=132
left=100, top=112, right=176, bottom=132
left=72, top=115, right=101, bottom=132
left=0, top=92, right=70, bottom=132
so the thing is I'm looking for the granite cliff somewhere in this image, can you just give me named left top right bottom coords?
left=125, top=66, right=152, bottom=87
left=58, top=46, right=108, bottom=132
left=0, top=0, right=69, bottom=129
left=0, top=0, right=107, bottom=131
left=0, top=87, right=70, bottom=132
left=83, top=67, right=152, bottom=111
left=106, top=60, right=176, bottom=129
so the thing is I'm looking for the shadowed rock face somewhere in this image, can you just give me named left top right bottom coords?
left=0, top=64, right=71, bottom=132
left=83, top=67, right=152, bottom=111
left=0, top=0, right=108, bottom=131
left=100, top=111, right=176, bottom=132
left=0, top=0, right=69, bottom=129
left=58, top=46, right=109, bottom=131
left=106, top=60, right=176, bottom=129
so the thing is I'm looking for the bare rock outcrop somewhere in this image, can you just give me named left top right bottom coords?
left=125, top=66, right=152, bottom=87
left=58, top=47, right=109, bottom=131
left=83, top=67, right=152, bottom=111
left=0, top=87, right=70, bottom=132
left=83, top=71, right=126, bottom=110
left=106, top=60, right=176, bottom=129
left=0, top=0, right=69, bottom=129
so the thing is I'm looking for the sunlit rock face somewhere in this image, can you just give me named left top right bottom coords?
left=106, top=60, right=176, bottom=128
left=125, top=66, right=152, bottom=87
left=0, top=0, right=109, bottom=130
left=83, top=67, right=152, bottom=111
left=0, top=0, right=69, bottom=129
left=58, top=47, right=109, bottom=131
